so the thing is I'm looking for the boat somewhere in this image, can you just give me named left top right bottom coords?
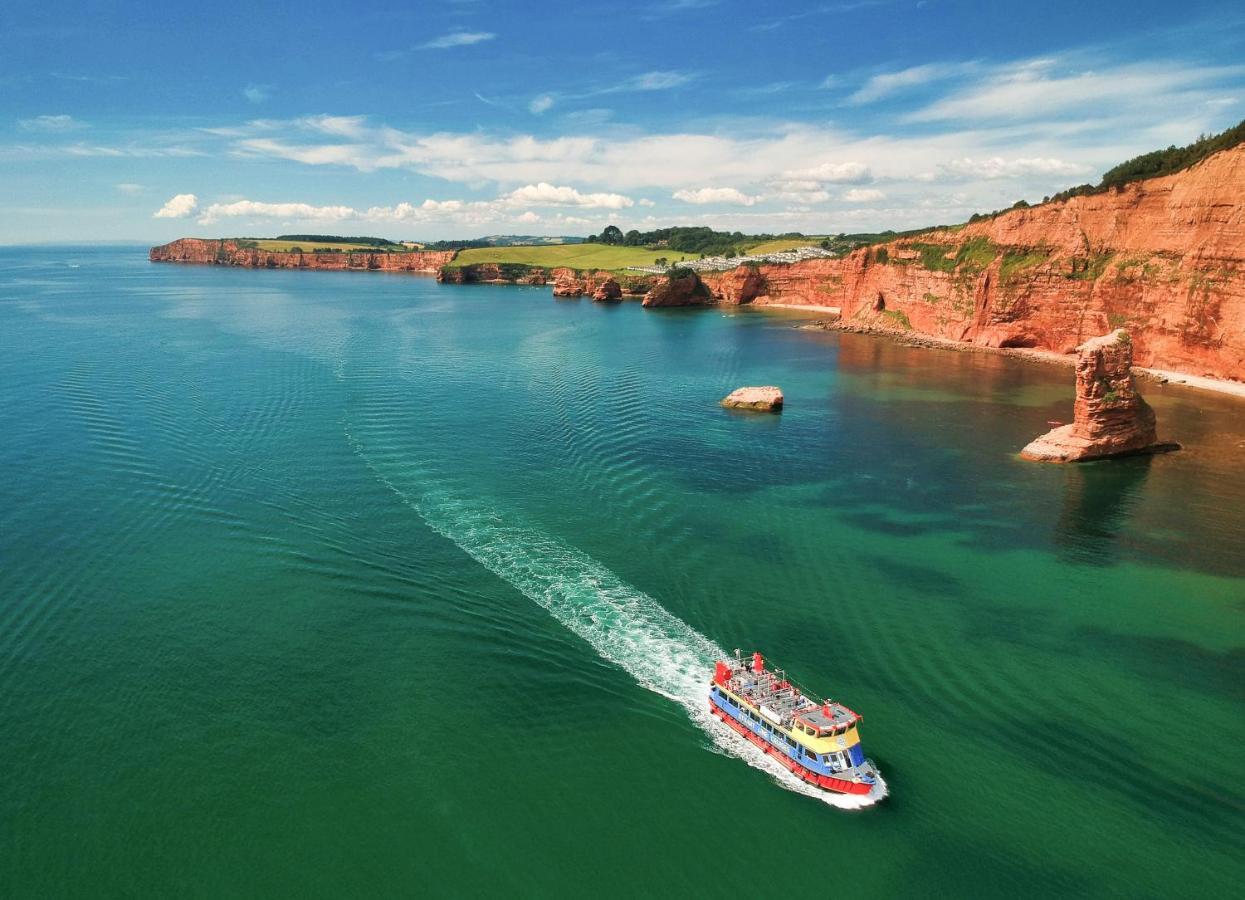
left=709, top=650, right=881, bottom=796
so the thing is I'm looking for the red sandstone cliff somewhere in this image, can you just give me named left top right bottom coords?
left=150, top=238, right=455, bottom=273
left=700, top=144, right=1245, bottom=381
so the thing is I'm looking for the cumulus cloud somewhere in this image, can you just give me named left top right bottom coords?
left=502, top=182, right=634, bottom=209
left=197, top=199, right=353, bottom=224
left=938, top=156, right=1088, bottom=180
left=153, top=193, right=198, bottom=218
left=842, top=188, right=885, bottom=202
left=516, top=211, right=541, bottom=224
left=529, top=95, right=555, bottom=114
left=671, top=187, right=761, bottom=206
left=18, top=114, right=86, bottom=132
left=243, top=84, right=271, bottom=104
left=420, top=31, right=495, bottom=50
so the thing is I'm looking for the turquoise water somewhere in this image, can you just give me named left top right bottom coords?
left=1, top=246, right=1242, bottom=897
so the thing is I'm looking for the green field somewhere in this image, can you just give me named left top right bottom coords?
left=250, top=239, right=409, bottom=253
left=445, top=243, right=692, bottom=272
left=743, top=236, right=827, bottom=254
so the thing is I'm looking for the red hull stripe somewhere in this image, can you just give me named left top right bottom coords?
left=710, top=700, right=872, bottom=796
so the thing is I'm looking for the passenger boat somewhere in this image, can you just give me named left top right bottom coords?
left=709, top=650, right=880, bottom=796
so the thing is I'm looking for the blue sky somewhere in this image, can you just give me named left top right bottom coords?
left=3, top=0, right=1244, bottom=243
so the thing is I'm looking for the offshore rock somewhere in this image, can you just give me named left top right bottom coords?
left=642, top=272, right=713, bottom=308
left=721, top=386, right=784, bottom=412
left=1021, top=330, right=1179, bottom=462
left=592, top=278, right=622, bottom=302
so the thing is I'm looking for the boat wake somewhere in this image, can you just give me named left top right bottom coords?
left=353, top=440, right=886, bottom=808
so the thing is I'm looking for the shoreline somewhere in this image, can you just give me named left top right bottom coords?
left=762, top=309, right=1245, bottom=400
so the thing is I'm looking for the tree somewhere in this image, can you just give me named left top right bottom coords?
left=601, top=225, right=625, bottom=245
left=624, top=229, right=642, bottom=246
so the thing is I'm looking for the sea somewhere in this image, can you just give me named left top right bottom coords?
left=1, top=245, right=1242, bottom=897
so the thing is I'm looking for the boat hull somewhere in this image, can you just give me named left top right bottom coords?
left=710, top=698, right=873, bottom=796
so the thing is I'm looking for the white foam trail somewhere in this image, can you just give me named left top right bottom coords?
left=357, top=451, right=886, bottom=808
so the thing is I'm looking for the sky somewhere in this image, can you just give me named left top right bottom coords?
left=2, top=0, right=1244, bottom=243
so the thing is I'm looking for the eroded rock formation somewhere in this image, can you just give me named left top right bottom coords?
left=721, top=386, right=784, bottom=412
left=151, top=238, right=454, bottom=273
left=592, top=278, right=622, bottom=302
left=698, top=143, right=1245, bottom=381
left=1021, top=330, right=1179, bottom=462
left=642, top=272, right=713, bottom=308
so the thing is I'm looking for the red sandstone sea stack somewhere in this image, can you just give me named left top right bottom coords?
left=1021, top=330, right=1179, bottom=462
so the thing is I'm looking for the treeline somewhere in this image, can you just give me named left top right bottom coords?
left=420, top=238, right=495, bottom=251
left=275, top=234, right=400, bottom=247
left=970, top=117, right=1245, bottom=221
left=585, top=225, right=788, bottom=256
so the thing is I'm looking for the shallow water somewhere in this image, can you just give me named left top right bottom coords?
left=1, top=246, right=1242, bottom=897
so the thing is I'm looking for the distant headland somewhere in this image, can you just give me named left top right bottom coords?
left=151, top=120, right=1245, bottom=386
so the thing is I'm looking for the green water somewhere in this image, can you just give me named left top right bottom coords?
left=1, top=247, right=1242, bottom=897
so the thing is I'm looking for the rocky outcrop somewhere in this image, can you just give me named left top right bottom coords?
left=151, top=238, right=455, bottom=273
left=705, top=265, right=768, bottom=305
left=550, top=269, right=652, bottom=298
left=438, top=263, right=548, bottom=285
left=642, top=272, right=713, bottom=308
left=721, top=386, right=784, bottom=411
left=696, top=143, right=1245, bottom=381
left=592, top=278, right=622, bottom=302
left=1021, top=330, right=1179, bottom=462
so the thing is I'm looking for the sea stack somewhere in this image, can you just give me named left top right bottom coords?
left=721, top=386, right=784, bottom=412
left=1021, top=330, right=1179, bottom=462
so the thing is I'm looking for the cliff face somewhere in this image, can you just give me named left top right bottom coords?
left=150, top=238, right=455, bottom=273
left=701, top=143, right=1245, bottom=381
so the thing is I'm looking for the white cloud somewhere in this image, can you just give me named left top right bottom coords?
left=625, top=71, right=692, bottom=91
left=115, top=182, right=145, bottom=194
left=529, top=95, right=555, bottom=114
left=243, top=84, right=271, bottom=104
left=502, top=182, right=634, bottom=209
left=938, top=156, right=1088, bottom=180
left=849, top=62, right=974, bottom=104
left=420, top=31, right=495, bottom=50
left=17, top=114, right=87, bottom=132
left=301, top=114, right=369, bottom=139
left=842, top=188, right=885, bottom=202
left=153, top=193, right=198, bottom=218
left=785, top=160, right=873, bottom=184
left=197, top=199, right=354, bottom=224
left=672, top=187, right=761, bottom=206
left=517, top=211, right=541, bottom=224
left=907, top=58, right=1244, bottom=122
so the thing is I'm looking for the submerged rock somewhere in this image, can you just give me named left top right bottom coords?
left=1021, top=329, right=1179, bottom=462
left=721, top=386, right=784, bottom=412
